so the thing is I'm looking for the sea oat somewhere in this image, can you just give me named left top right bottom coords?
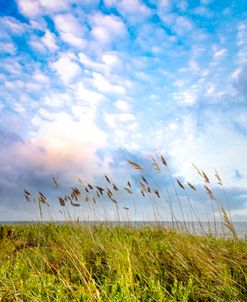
left=124, top=187, right=133, bottom=194
left=24, top=189, right=31, bottom=202
left=202, top=171, right=210, bottom=184
left=176, top=179, right=185, bottom=190
left=187, top=182, right=197, bottom=191
left=96, top=186, right=104, bottom=195
left=78, top=177, right=83, bottom=185
left=141, top=176, right=149, bottom=185
left=192, top=163, right=203, bottom=177
left=39, top=192, right=47, bottom=204
left=214, top=170, right=223, bottom=185
left=128, top=160, right=144, bottom=172
left=88, top=184, right=93, bottom=190
left=154, top=189, right=160, bottom=198
left=139, top=181, right=145, bottom=190
left=59, top=197, right=65, bottom=206
left=107, top=192, right=117, bottom=203
left=105, top=175, right=111, bottom=183
left=112, top=184, right=119, bottom=191
left=107, top=187, right=113, bottom=197
left=52, top=175, right=59, bottom=189
left=221, top=206, right=237, bottom=239
left=151, top=157, right=160, bottom=172
left=160, top=154, right=168, bottom=166
left=204, top=185, right=216, bottom=200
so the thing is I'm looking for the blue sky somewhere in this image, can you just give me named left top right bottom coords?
left=0, top=0, right=247, bottom=221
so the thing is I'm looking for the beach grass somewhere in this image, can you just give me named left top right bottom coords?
left=0, top=223, right=246, bottom=301
left=1, top=155, right=247, bottom=301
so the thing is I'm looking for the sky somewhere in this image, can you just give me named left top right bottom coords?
left=0, top=0, right=247, bottom=221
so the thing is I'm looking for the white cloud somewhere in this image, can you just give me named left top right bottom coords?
left=188, top=60, right=200, bottom=72
left=201, top=69, right=209, bottom=77
left=173, top=90, right=197, bottom=105
left=17, top=0, right=41, bottom=18
left=104, top=0, right=115, bottom=6
left=213, top=47, right=227, bottom=60
left=29, top=36, right=46, bottom=52
left=79, top=52, right=103, bottom=71
left=71, top=105, right=96, bottom=120
left=54, top=14, right=83, bottom=37
left=237, top=23, right=246, bottom=46
left=173, top=79, right=185, bottom=88
left=0, top=17, right=28, bottom=34
left=12, top=102, right=26, bottom=113
left=90, top=13, right=127, bottom=45
left=159, top=12, right=193, bottom=36
left=39, top=0, right=71, bottom=11
left=104, top=112, right=135, bottom=128
left=173, top=15, right=193, bottom=35
left=91, top=26, right=110, bottom=44
left=0, top=42, right=16, bottom=55
left=119, top=113, right=135, bottom=122
left=194, top=6, right=212, bottom=17
left=119, top=0, right=150, bottom=15
left=159, top=0, right=170, bottom=9
left=1, top=59, right=22, bottom=75
left=92, top=72, right=126, bottom=94
left=104, top=113, right=117, bottom=128
left=29, top=110, right=109, bottom=179
left=115, top=129, right=127, bottom=139
left=62, top=33, right=86, bottom=48
left=42, top=93, right=72, bottom=107
left=51, top=54, right=81, bottom=83
left=104, top=0, right=151, bottom=21
left=33, top=70, right=49, bottom=83
left=231, top=68, right=241, bottom=80
left=102, top=53, right=122, bottom=69
left=74, top=83, right=106, bottom=105
left=233, top=64, right=247, bottom=98
left=206, top=83, right=216, bottom=96
left=236, top=23, right=247, bottom=64
left=177, top=1, right=188, bottom=11
left=17, top=0, right=72, bottom=18
left=115, top=100, right=130, bottom=111
left=126, top=122, right=138, bottom=130
left=54, top=14, right=86, bottom=48
left=41, top=30, right=58, bottom=51
left=30, top=20, right=45, bottom=30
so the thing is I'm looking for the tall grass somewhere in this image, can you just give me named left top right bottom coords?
left=24, top=154, right=238, bottom=239
left=0, top=224, right=246, bottom=301
left=0, top=155, right=246, bottom=301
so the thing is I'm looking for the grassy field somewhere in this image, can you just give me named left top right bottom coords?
left=0, top=223, right=246, bottom=302
left=1, top=156, right=246, bottom=301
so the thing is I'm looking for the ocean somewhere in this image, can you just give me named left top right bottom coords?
left=0, top=221, right=246, bottom=239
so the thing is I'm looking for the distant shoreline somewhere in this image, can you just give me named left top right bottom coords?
left=1, top=221, right=246, bottom=238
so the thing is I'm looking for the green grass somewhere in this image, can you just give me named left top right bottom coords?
left=4, top=156, right=247, bottom=301
left=0, top=223, right=246, bottom=301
